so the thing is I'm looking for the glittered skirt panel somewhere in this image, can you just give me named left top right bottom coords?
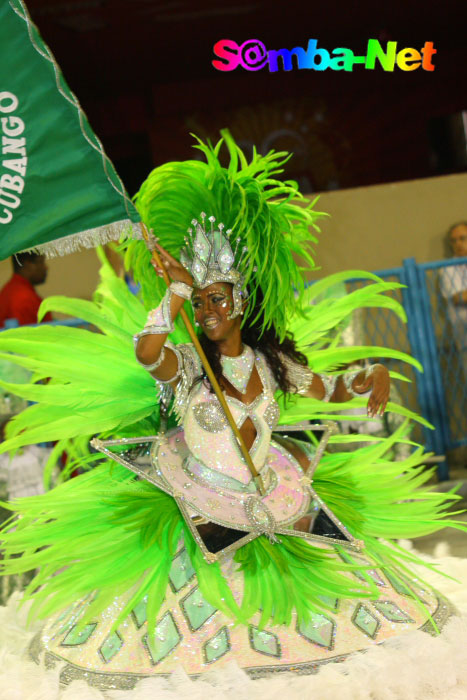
left=1, top=431, right=464, bottom=691
left=29, top=540, right=455, bottom=691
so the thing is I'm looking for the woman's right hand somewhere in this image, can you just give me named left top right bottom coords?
left=151, top=242, right=193, bottom=287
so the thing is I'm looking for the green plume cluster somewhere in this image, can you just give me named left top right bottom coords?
left=127, top=130, right=322, bottom=339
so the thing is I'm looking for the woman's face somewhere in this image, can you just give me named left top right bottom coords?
left=449, top=224, right=467, bottom=258
left=192, top=282, right=241, bottom=342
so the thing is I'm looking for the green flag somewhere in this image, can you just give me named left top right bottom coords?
left=0, top=0, right=142, bottom=260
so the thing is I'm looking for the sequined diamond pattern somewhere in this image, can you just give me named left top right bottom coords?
left=340, top=551, right=386, bottom=586
left=143, top=612, right=181, bottom=665
left=316, top=595, right=340, bottom=612
left=180, top=586, right=217, bottom=631
left=169, top=548, right=196, bottom=592
left=385, top=571, right=418, bottom=598
left=352, top=603, right=381, bottom=639
left=131, top=595, right=148, bottom=629
left=248, top=625, right=281, bottom=658
left=373, top=600, right=415, bottom=623
left=203, top=626, right=231, bottom=663
left=298, top=612, right=336, bottom=649
left=61, top=623, right=97, bottom=646
left=99, top=630, right=123, bottom=663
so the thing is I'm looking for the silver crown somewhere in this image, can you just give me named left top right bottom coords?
left=180, top=213, right=249, bottom=318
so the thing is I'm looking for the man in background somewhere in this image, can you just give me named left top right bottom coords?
left=439, top=222, right=467, bottom=350
left=0, top=252, right=52, bottom=327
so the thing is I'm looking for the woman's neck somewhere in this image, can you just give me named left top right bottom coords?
left=216, top=336, right=243, bottom=358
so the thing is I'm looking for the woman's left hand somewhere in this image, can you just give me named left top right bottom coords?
left=353, top=364, right=390, bottom=418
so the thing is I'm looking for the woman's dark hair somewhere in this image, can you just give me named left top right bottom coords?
left=196, top=288, right=308, bottom=394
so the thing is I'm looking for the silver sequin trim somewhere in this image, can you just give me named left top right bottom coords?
left=279, top=354, right=314, bottom=395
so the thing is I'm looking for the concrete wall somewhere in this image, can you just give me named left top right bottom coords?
left=1, top=172, right=466, bottom=300
left=311, top=172, right=467, bottom=279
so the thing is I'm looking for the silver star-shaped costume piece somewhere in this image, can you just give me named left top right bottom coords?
left=92, top=423, right=361, bottom=564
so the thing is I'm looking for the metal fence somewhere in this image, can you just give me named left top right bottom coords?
left=347, top=256, right=467, bottom=480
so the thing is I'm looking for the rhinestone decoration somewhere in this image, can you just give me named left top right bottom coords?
left=192, top=256, right=208, bottom=286
left=193, top=224, right=211, bottom=259
left=203, top=626, right=231, bottom=664
left=373, top=600, right=415, bottom=623
left=248, top=625, right=282, bottom=658
left=192, top=401, right=228, bottom=433
left=220, top=345, right=255, bottom=394
left=180, top=586, right=217, bottom=631
left=98, top=630, right=124, bottom=664
left=168, top=548, right=196, bottom=592
left=60, top=623, right=97, bottom=647
left=297, top=612, right=336, bottom=649
left=263, top=400, right=280, bottom=430
left=131, top=596, right=148, bottom=629
left=351, top=603, right=381, bottom=639
left=217, top=241, right=235, bottom=274
left=244, top=496, right=276, bottom=533
left=143, top=612, right=181, bottom=665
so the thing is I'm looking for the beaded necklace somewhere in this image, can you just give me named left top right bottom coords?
left=220, top=344, right=255, bottom=394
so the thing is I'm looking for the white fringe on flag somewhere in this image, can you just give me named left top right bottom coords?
left=22, top=220, right=143, bottom=258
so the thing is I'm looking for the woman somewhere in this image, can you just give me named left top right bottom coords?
left=0, top=134, right=463, bottom=691
left=135, top=224, right=390, bottom=531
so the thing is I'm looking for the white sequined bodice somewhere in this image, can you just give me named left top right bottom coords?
left=170, top=345, right=280, bottom=486
left=157, top=343, right=313, bottom=490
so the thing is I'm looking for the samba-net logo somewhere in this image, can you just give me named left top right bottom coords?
left=212, top=39, right=437, bottom=73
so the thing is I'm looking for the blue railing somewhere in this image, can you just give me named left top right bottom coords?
left=346, top=256, right=467, bottom=480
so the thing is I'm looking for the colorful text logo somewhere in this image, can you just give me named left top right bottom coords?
left=212, top=39, right=436, bottom=73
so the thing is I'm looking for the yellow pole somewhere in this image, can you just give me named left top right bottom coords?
left=141, top=223, right=265, bottom=496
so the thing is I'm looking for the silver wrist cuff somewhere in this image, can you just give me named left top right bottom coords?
left=343, top=364, right=374, bottom=397
left=169, top=281, right=193, bottom=300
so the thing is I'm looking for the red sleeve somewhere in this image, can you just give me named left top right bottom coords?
left=10, top=288, right=50, bottom=326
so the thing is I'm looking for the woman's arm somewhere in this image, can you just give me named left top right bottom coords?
left=135, top=244, right=193, bottom=384
left=304, top=364, right=390, bottom=418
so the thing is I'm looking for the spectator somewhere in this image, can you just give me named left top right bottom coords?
left=439, top=222, right=467, bottom=353
left=0, top=252, right=52, bottom=328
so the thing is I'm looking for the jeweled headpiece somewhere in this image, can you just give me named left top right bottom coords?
left=180, top=212, right=248, bottom=318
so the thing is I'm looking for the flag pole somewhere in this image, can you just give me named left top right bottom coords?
left=141, top=223, right=266, bottom=497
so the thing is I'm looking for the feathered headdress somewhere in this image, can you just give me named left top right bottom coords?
left=129, top=129, right=323, bottom=340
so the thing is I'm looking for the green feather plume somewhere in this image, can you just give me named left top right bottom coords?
left=128, top=130, right=323, bottom=340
